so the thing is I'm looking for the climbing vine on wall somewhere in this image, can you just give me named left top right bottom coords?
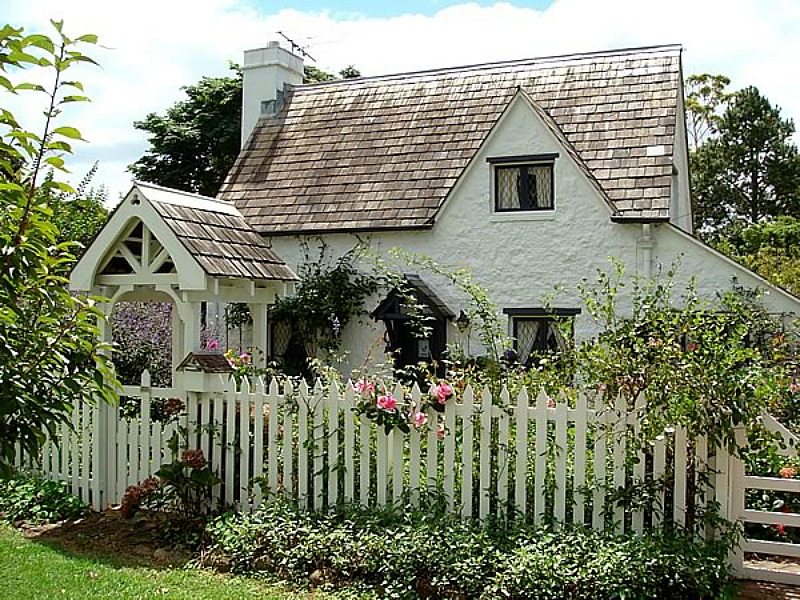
left=270, top=241, right=382, bottom=360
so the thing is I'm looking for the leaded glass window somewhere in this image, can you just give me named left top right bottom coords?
left=495, top=163, right=554, bottom=211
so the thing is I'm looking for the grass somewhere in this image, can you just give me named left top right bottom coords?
left=0, top=524, right=349, bottom=600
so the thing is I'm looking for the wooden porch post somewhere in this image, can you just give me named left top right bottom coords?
left=250, top=300, right=269, bottom=369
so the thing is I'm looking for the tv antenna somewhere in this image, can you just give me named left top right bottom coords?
left=276, top=31, right=316, bottom=62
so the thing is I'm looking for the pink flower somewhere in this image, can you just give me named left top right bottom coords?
left=354, top=379, right=375, bottom=397
left=436, top=423, right=446, bottom=440
left=432, top=382, right=454, bottom=404
left=780, top=466, right=796, bottom=479
left=411, top=411, right=428, bottom=428
left=686, top=342, right=698, bottom=352
left=377, top=394, right=397, bottom=411
left=547, top=397, right=556, bottom=408
left=239, top=352, right=251, bottom=363
left=599, top=383, right=608, bottom=392
left=790, top=381, right=800, bottom=394
left=205, top=339, right=220, bottom=351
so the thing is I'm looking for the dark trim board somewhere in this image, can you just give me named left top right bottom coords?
left=503, top=308, right=582, bottom=317
left=487, top=153, right=560, bottom=164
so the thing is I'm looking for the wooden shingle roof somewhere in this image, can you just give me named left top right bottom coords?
left=138, top=181, right=297, bottom=281
left=220, top=45, right=683, bottom=234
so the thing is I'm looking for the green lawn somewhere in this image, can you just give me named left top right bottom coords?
left=0, top=525, right=339, bottom=599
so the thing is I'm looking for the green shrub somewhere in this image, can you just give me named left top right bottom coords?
left=0, top=473, right=87, bottom=523
left=486, top=528, right=732, bottom=599
left=204, top=502, right=733, bottom=599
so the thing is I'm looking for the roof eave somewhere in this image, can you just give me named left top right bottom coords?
left=256, top=223, right=435, bottom=237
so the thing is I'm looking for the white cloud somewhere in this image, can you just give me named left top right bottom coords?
left=4, top=0, right=799, bottom=202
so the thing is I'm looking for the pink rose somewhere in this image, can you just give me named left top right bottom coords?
left=205, top=339, right=220, bottom=351
left=433, top=382, right=454, bottom=404
left=547, top=397, right=556, bottom=408
left=780, top=466, right=796, bottom=479
left=377, top=394, right=397, bottom=411
left=411, top=411, right=428, bottom=428
left=436, top=423, right=446, bottom=440
left=355, top=379, right=375, bottom=396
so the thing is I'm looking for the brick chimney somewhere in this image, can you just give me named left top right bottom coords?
left=241, top=41, right=304, bottom=148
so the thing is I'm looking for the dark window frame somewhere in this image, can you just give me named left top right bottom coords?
left=488, top=154, right=558, bottom=213
left=503, top=307, right=579, bottom=367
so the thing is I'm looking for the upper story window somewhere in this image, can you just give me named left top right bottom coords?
left=488, top=154, right=557, bottom=212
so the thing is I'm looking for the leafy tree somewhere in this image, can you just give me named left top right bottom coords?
left=715, top=217, right=800, bottom=295
left=129, top=65, right=243, bottom=197
left=691, top=86, right=800, bottom=232
left=303, top=64, right=336, bottom=84
left=337, top=65, right=361, bottom=80
left=130, top=63, right=360, bottom=197
left=684, top=73, right=730, bottom=151
left=0, top=22, right=117, bottom=476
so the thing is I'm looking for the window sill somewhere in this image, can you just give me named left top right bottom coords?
left=490, top=211, right=555, bottom=223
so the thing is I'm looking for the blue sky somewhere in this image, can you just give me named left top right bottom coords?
left=249, top=0, right=555, bottom=19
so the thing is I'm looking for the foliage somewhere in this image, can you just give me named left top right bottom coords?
left=684, top=73, right=731, bottom=151
left=271, top=242, right=381, bottom=360
left=573, top=262, right=794, bottom=450
left=713, top=216, right=800, bottom=295
left=0, top=472, right=86, bottom=523
left=49, top=161, right=108, bottom=248
left=120, top=431, right=220, bottom=520
left=691, top=85, right=800, bottom=232
left=130, top=62, right=360, bottom=198
left=110, top=301, right=172, bottom=387
left=0, top=21, right=117, bottom=476
left=129, top=65, right=242, bottom=197
left=205, top=501, right=734, bottom=599
left=304, top=65, right=360, bottom=84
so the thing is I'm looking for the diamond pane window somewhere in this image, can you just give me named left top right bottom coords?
left=495, top=163, right=554, bottom=211
left=513, top=317, right=570, bottom=367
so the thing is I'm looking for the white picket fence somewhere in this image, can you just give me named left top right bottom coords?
left=20, top=373, right=800, bottom=583
left=17, top=372, right=736, bottom=536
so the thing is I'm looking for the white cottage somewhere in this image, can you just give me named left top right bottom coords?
left=212, top=42, right=800, bottom=373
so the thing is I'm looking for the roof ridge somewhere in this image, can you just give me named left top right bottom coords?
left=135, top=180, right=241, bottom=216
left=296, top=43, right=682, bottom=90
left=134, top=180, right=233, bottom=205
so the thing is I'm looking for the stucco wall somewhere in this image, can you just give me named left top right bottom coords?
left=265, top=94, right=799, bottom=373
